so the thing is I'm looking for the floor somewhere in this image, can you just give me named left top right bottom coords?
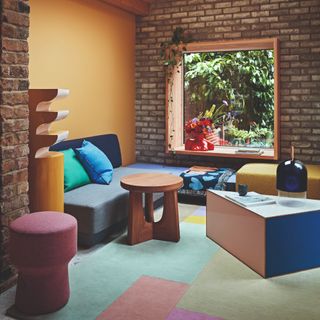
left=2, top=201, right=320, bottom=320
left=0, top=203, right=199, bottom=319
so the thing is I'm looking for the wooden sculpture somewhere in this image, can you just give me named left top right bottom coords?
left=29, top=89, right=69, bottom=212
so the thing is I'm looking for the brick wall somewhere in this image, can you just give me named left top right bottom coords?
left=136, top=0, right=320, bottom=167
left=0, top=0, right=30, bottom=293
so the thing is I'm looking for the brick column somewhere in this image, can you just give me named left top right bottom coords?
left=0, top=0, right=30, bottom=293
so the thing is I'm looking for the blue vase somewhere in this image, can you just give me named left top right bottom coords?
left=276, top=159, right=307, bottom=198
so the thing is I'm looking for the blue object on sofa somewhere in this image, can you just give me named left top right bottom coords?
left=75, top=140, right=113, bottom=184
left=50, top=134, right=186, bottom=247
left=51, top=134, right=122, bottom=168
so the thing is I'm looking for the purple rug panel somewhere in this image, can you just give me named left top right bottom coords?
left=193, top=207, right=206, bottom=217
left=166, top=308, right=223, bottom=320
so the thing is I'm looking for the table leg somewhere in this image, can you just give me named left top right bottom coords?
left=153, top=190, right=180, bottom=242
left=127, top=191, right=153, bottom=245
left=145, top=193, right=154, bottom=223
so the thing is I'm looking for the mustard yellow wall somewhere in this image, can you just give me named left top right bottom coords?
left=29, top=0, right=136, bottom=165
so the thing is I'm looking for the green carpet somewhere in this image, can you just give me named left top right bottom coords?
left=178, top=250, right=320, bottom=320
left=8, top=204, right=320, bottom=320
left=37, top=222, right=218, bottom=320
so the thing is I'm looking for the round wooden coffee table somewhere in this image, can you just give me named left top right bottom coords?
left=120, top=173, right=183, bottom=245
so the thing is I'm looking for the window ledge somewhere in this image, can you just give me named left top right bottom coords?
left=172, top=145, right=276, bottom=160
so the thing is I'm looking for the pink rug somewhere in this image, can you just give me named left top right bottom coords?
left=96, top=275, right=189, bottom=320
left=166, top=308, right=223, bottom=320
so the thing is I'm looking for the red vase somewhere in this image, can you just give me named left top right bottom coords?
left=185, top=137, right=214, bottom=151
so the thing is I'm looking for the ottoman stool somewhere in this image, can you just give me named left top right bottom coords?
left=236, top=163, right=320, bottom=199
left=178, top=167, right=235, bottom=205
left=9, top=211, right=77, bottom=315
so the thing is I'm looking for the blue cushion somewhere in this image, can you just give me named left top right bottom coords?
left=75, top=140, right=113, bottom=184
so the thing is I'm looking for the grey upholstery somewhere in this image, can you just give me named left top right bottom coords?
left=65, top=167, right=165, bottom=246
left=54, top=134, right=187, bottom=247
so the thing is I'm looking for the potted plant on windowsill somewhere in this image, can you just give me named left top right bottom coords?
left=201, top=101, right=229, bottom=143
left=185, top=117, right=216, bottom=151
left=184, top=101, right=230, bottom=151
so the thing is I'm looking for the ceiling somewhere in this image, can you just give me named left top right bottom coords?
left=100, top=0, right=156, bottom=16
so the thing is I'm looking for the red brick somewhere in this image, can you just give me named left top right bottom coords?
left=233, top=12, right=251, bottom=19
left=215, top=2, right=231, bottom=9
left=2, top=38, right=28, bottom=52
left=0, top=1, right=29, bottom=292
left=261, top=4, right=279, bottom=10
left=223, top=7, right=241, bottom=14
left=234, top=0, right=250, bottom=5
left=279, top=1, right=300, bottom=9
left=1, top=92, right=28, bottom=105
left=290, top=8, right=309, bottom=14
left=2, top=10, right=29, bottom=27
left=1, top=52, right=29, bottom=64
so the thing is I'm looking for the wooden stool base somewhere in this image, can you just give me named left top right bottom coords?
left=127, top=191, right=180, bottom=245
left=121, top=173, right=183, bottom=246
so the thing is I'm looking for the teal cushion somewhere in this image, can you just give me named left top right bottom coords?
left=61, top=149, right=91, bottom=192
left=75, top=140, right=113, bottom=184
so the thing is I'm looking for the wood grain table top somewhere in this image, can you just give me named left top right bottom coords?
left=120, top=173, right=183, bottom=193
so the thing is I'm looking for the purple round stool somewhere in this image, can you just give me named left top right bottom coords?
left=9, top=212, right=77, bottom=315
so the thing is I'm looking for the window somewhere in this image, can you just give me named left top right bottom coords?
left=166, top=38, right=280, bottom=160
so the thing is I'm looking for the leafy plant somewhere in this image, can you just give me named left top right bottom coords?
left=198, top=101, right=228, bottom=126
left=226, top=124, right=273, bottom=146
left=227, top=126, right=253, bottom=140
left=161, top=27, right=192, bottom=149
left=253, top=127, right=273, bottom=138
left=160, top=27, right=192, bottom=78
left=184, top=50, right=274, bottom=130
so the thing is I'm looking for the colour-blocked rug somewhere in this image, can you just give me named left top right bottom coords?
left=166, top=308, right=222, bottom=320
left=6, top=203, right=320, bottom=320
left=6, top=204, right=218, bottom=320
left=184, top=206, right=206, bottom=225
left=178, top=249, right=320, bottom=320
left=96, top=275, right=221, bottom=320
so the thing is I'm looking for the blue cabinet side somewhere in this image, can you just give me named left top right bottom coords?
left=266, top=210, right=320, bottom=277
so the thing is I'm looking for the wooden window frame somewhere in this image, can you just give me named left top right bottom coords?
left=165, top=38, right=280, bottom=160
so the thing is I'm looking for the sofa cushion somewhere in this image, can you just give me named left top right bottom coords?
left=64, top=182, right=128, bottom=235
left=64, top=166, right=168, bottom=246
left=50, top=134, right=122, bottom=168
left=125, top=163, right=188, bottom=175
left=75, top=140, right=113, bottom=184
left=61, top=149, right=91, bottom=192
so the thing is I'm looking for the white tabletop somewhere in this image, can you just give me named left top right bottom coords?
left=208, top=190, right=320, bottom=218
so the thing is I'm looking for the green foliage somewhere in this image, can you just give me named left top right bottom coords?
left=171, top=27, right=191, bottom=45
left=184, top=50, right=274, bottom=130
left=227, top=126, right=255, bottom=140
left=198, top=103, right=227, bottom=125
left=226, top=125, right=274, bottom=147
left=160, top=27, right=192, bottom=78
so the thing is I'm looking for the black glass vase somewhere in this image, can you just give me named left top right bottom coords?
left=276, top=159, right=307, bottom=198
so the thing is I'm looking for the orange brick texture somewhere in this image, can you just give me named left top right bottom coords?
left=0, top=0, right=30, bottom=293
left=135, top=0, right=320, bottom=167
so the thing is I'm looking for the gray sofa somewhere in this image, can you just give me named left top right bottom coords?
left=50, top=134, right=186, bottom=247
